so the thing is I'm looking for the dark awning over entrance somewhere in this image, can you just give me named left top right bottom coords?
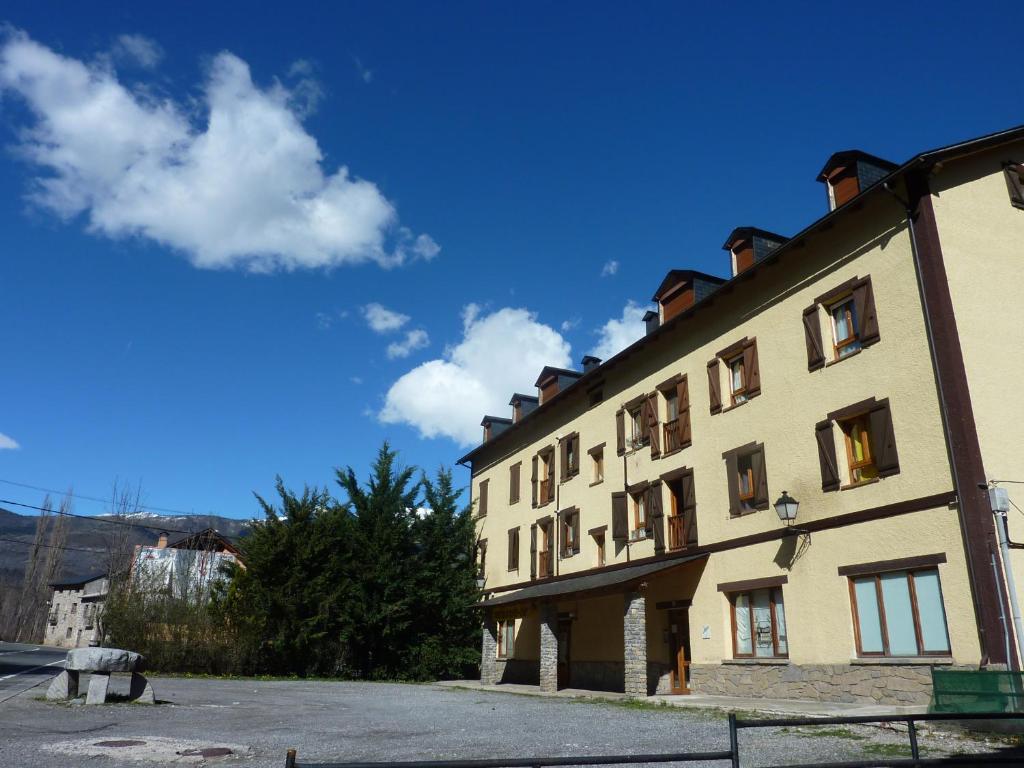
left=478, top=553, right=707, bottom=609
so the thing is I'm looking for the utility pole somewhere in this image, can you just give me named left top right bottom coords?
left=988, top=486, right=1024, bottom=667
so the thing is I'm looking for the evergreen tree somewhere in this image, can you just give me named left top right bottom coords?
left=411, top=467, right=481, bottom=679
left=336, top=443, right=419, bottom=679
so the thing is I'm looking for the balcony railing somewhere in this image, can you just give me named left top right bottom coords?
left=668, top=515, right=687, bottom=551
left=539, top=479, right=553, bottom=505
left=663, top=419, right=681, bottom=454
left=538, top=550, right=553, bottom=578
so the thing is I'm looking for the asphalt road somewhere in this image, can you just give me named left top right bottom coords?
left=0, top=640, right=65, bottom=703
left=0, top=677, right=1014, bottom=768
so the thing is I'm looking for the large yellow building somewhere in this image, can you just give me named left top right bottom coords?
left=459, top=125, right=1024, bottom=705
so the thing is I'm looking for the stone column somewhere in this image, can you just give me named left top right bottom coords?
left=85, top=672, right=110, bottom=705
left=623, top=590, right=648, bottom=697
left=539, top=603, right=558, bottom=694
left=480, top=613, right=499, bottom=685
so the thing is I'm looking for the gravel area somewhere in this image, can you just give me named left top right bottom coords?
left=0, top=676, right=1018, bottom=767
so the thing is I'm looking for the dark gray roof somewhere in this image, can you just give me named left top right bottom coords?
left=50, top=572, right=108, bottom=589
left=478, top=552, right=707, bottom=608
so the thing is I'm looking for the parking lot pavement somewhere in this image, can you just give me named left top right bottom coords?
left=0, top=641, right=65, bottom=703
left=0, top=677, right=1010, bottom=767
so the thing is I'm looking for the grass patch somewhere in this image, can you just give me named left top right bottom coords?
left=859, top=742, right=915, bottom=759
left=794, top=727, right=866, bottom=741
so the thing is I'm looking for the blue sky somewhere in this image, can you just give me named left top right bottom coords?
left=1, top=1, right=1021, bottom=520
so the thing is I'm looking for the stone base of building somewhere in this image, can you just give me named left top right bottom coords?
left=690, top=662, right=960, bottom=705
left=492, top=659, right=540, bottom=685
left=570, top=661, right=623, bottom=692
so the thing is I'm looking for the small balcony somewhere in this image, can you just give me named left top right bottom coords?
left=668, top=515, right=687, bottom=551
left=663, top=419, right=681, bottom=453
left=538, top=550, right=553, bottom=578
left=539, top=479, right=553, bottom=505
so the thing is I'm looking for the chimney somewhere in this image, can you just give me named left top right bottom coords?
left=581, top=355, right=602, bottom=373
left=481, top=416, right=512, bottom=442
left=156, top=531, right=169, bottom=549
left=817, top=150, right=897, bottom=211
left=652, top=270, right=727, bottom=323
left=509, top=393, right=539, bottom=423
left=643, top=310, right=659, bottom=335
left=722, top=228, right=788, bottom=277
left=534, top=366, right=583, bottom=405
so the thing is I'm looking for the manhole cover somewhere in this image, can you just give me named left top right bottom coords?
left=95, top=740, right=147, bottom=748
left=178, top=747, right=234, bottom=758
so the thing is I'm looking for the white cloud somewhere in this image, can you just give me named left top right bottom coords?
left=387, top=329, right=429, bottom=359
left=589, top=301, right=648, bottom=361
left=363, top=303, right=409, bottom=333
left=0, top=30, right=437, bottom=272
left=352, top=54, right=373, bottom=84
left=112, top=34, right=163, bottom=69
left=0, top=433, right=20, bottom=450
left=380, top=305, right=571, bottom=446
left=560, top=318, right=580, bottom=333
left=601, top=259, right=620, bottom=277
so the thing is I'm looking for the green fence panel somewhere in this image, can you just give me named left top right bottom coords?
left=930, top=668, right=1024, bottom=713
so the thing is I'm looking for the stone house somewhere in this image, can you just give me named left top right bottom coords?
left=45, top=572, right=109, bottom=649
left=461, top=124, right=1024, bottom=705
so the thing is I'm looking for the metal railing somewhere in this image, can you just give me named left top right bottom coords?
left=284, top=711, right=1024, bottom=768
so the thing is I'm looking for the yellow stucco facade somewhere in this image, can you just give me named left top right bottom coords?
left=469, top=130, right=1024, bottom=703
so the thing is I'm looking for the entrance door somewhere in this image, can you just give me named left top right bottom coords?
left=668, top=609, right=690, bottom=694
left=557, top=618, right=572, bottom=689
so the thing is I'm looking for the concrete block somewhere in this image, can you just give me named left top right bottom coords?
left=85, top=672, right=110, bottom=705
left=45, top=669, right=79, bottom=701
left=67, top=647, right=144, bottom=673
left=129, top=672, right=155, bottom=704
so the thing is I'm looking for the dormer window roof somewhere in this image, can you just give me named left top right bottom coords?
left=535, top=366, right=582, bottom=405
left=651, top=269, right=726, bottom=323
left=721, top=227, right=788, bottom=277
left=481, top=415, right=513, bottom=442
left=816, top=150, right=898, bottom=211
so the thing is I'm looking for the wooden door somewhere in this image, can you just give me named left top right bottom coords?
left=668, top=609, right=690, bottom=694
left=557, top=618, right=572, bottom=689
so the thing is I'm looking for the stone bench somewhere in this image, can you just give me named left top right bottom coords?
left=46, top=647, right=155, bottom=705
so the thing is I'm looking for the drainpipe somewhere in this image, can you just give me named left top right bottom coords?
left=988, top=486, right=1024, bottom=666
left=882, top=177, right=1005, bottom=667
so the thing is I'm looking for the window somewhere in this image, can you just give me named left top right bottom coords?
left=1004, top=162, right=1024, bottom=210
left=537, top=519, right=554, bottom=577
left=731, top=587, right=788, bottom=658
left=818, top=398, right=900, bottom=490
left=496, top=618, right=516, bottom=659
left=594, top=532, right=606, bottom=567
left=507, top=528, right=520, bottom=572
left=560, top=508, right=580, bottom=558
left=533, top=449, right=555, bottom=506
left=560, top=433, right=580, bottom=482
left=658, top=374, right=691, bottom=453
left=66, top=627, right=72, bottom=639
left=477, top=479, right=489, bottom=517
left=850, top=569, right=951, bottom=657
left=477, top=539, right=487, bottom=579
left=830, top=296, right=861, bottom=358
left=841, top=414, right=878, bottom=484
left=509, top=463, right=521, bottom=504
left=666, top=469, right=697, bottom=550
left=629, top=406, right=644, bottom=448
left=665, top=391, right=678, bottom=423
left=724, top=443, right=768, bottom=516
left=71, top=603, right=77, bottom=615
left=708, top=338, right=760, bottom=414
left=728, top=354, right=747, bottom=405
left=632, top=491, right=647, bottom=533
left=590, top=446, right=604, bottom=484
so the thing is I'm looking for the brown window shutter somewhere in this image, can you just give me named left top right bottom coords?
left=530, top=523, right=537, bottom=579
left=681, top=471, right=698, bottom=546
left=678, top=374, right=691, bottom=446
left=1005, top=164, right=1024, bottom=209
left=815, top=420, right=840, bottom=491
left=707, top=359, right=722, bottom=414
left=479, top=480, right=488, bottom=516
left=725, top=452, right=740, bottom=516
left=646, top=393, right=660, bottom=458
left=546, top=451, right=555, bottom=492
left=649, top=483, right=665, bottom=554
left=531, top=456, right=538, bottom=507
left=803, top=305, right=825, bottom=371
left=510, top=463, right=520, bottom=504
left=572, top=511, right=580, bottom=555
left=743, top=340, right=761, bottom=397
left=571, top=434, right=580, bottom=475
left=507, top=529, right=517, bottom=570
left=853, top=279, right=880, bottom=347
left=616, top=409, right=626, bottom=455
left=611, top=492, right=628, bottom=540
left=559, top=439, right=568, bottom=482
left=751, top=446, right=769, bottom=507
left=869, top=401, right=900, bottom=477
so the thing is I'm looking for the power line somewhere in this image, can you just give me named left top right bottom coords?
left=0, top=535, right=107, bottom=555
left=0, top=478, right=198, bottom=516
left=0, top=498, right=200, bottom=536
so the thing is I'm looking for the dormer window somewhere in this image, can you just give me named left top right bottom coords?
left=651, top=270, right=726, bottom=324
left=816, top=151, right=897, bottom=211
left=721, top=228, right=788, bottom=277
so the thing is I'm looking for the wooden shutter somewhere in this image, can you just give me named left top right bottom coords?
left=646, top=393, right=660, bottom=458
left=559, top=438, right=568, bottom=482
left=853, top=279, right=880, bottom=347
left=803, top=305, right=825, bottom=371
left=677, top=376, right=691, bottom=447
left=571, top=434, right=580, bottom=475
left=869, top=401, right=900, bottom=477
left=725, top=453, right=740, bottom=516
left=507, top=529, right=518, bottom=570
left=479, top=480, right=489, bottom=516
left=743, top=340, right=761, bottom=397
left=649, top=483, right=665, bottom=554
left=510, top=463, right=520, bottom=503
left=546, top=451, right=555, bottom=494
left=572, top=511, right=580, bottom=555
left=751, top=446, right=769, bottom=507
left=1005, top=163, right=1024, bottom=209
left=616, top=409, right=626, bottom=455
left=530, top=523, right=537, bottom=579
left=680, top=471, right=698, bottom=546
left=815, top=420, right=841, bottom=491
left=531, top=456, right=538, bottom=507
left=611, top=492, right=628, bottom=540
left=707, top=359, right=722, bottom=414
